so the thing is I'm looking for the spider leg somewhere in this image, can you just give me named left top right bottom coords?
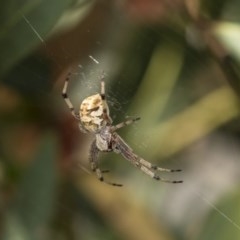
left=140, top=166, right=183, bottom=184
left=112, top=133, right=182, bottom=183
left=95, top=168, right=123, bottom=187
left=62, top=72, right=80, bottom=120
left=89, top=140, right=123, bottom=187
left=99, top=72, right=106, bottom=99
left=99, top=74, right=113, bottom=124
left=111, top=117, right=141, bottom=132
left=62, top=72, right=88, bottom=133
left=138, top=158, right=182, bottom=172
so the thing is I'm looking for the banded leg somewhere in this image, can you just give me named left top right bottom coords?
left=111, top=117, right=141, bottom=132
left=100, top=72, right=106, bottom=99
left=89, top=140, right=123, bottom=187
left=62, top=72, right=80, bottom=120
left=99, top=75, right=112, bottom=124
left=138, top=158, right=182, bottom=173
left=140, top=165, right=183, bottom=184
left=130, top=156, right=182, bottom=183
left=113, top=134, right=182, bottom=184
left=129, top=155, right=183, bottom=183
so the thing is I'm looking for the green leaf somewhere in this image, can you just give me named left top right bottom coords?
left=0, top=0, right=72, bottom=78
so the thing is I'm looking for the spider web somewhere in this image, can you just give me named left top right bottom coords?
left=2, top=7, right=240, bottom=240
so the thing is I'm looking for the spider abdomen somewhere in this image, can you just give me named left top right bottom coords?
left=79, top=94, right=109, bottom=132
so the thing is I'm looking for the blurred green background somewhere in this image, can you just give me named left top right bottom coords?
left=1, top=0, right=240, bottom=239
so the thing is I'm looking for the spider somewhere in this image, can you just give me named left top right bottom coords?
left=62, top=72, right=183, bottom=187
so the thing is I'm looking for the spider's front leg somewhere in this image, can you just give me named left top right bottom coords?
left=62, top=72, right=88, bottom=133
left=89, top=140, right=123, bottom=187
left=111, top=116, right=141, bottom=132
left=62, top=72, right=80, bottom=120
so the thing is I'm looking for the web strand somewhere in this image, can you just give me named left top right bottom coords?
left=185, top=182, right=240, bottom=232
left=21, top=13, right=45, bottom=43
left=19, top=12, right=240, bottom=235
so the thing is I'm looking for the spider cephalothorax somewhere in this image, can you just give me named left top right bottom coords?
left=62, top=73, right=182, bottom=186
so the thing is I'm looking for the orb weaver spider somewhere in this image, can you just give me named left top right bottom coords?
left=62, top=73, right=182, bottom=186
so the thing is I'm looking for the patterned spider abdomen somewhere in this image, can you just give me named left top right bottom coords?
left=79, top=94, right=110, bottom=132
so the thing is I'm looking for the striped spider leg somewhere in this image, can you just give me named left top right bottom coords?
left=112, top=133, right=183, bottom=184
left=62, top=72, right=88, bottom=133
left=62, top=72, right=182, bottom=186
